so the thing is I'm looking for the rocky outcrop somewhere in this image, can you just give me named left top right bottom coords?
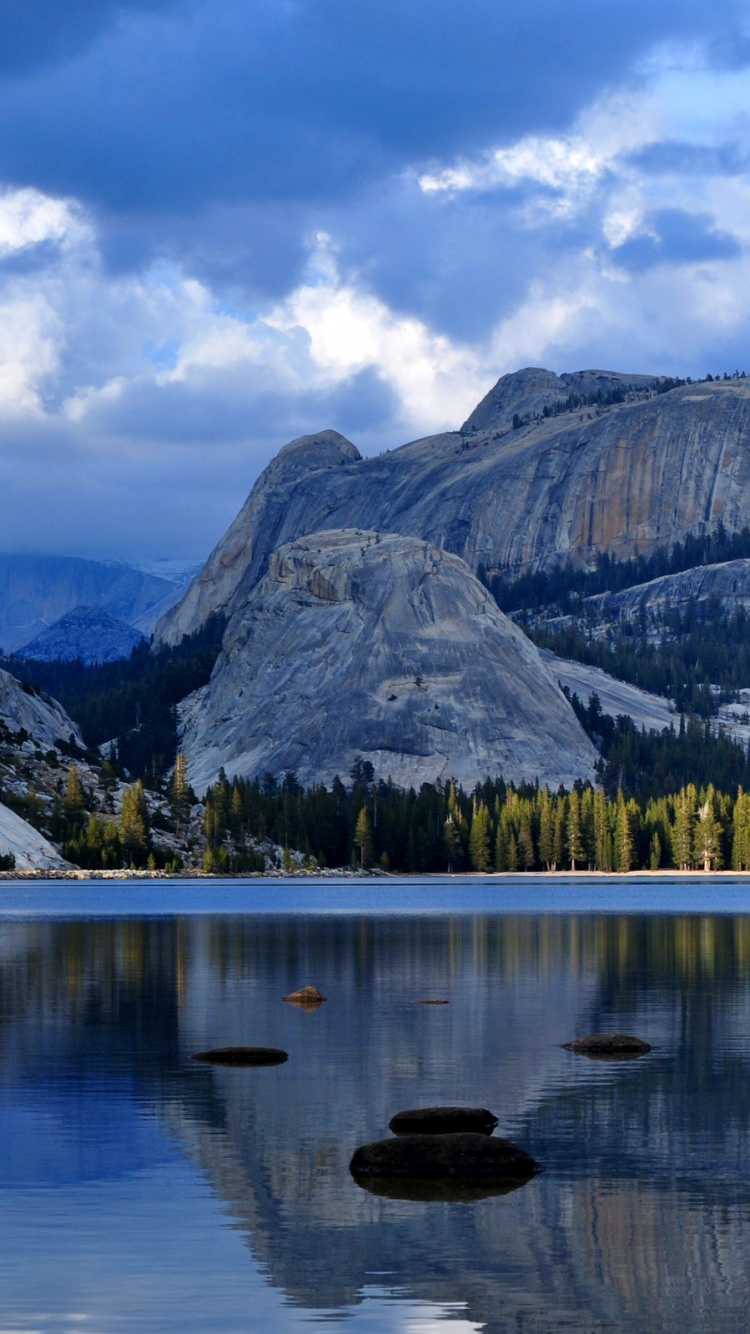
left=17, top=605, right=145, bottom=665
left=584, top=558, right=750, bottom=629
left=0, top=667, right=83, bottom=750
left=178, top=529, right=597, bottom=794
left=460, top=366, right=658, bottom=433
left=0, top=800, right=71, bottom=870
left=156, top=371, right=750, bottom=648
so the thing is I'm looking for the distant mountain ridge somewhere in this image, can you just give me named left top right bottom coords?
left=0, top=554, right=194, bottom=653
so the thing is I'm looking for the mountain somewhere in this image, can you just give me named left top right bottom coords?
left=179, top=528, right=597, bottom=794
left=0, top=554, right=190, bottom=653
left=16, top=605, right=145, bottom=665
left=156, top=370, right=750, bottom=648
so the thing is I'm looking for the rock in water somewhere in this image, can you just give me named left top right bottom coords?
left=563, top=1033, right=651, bottom=1058
left=191, top=1046, right=288, bottom=1066
left=179, top=529, right=597, bottom=793
left=389, top=1106, right=498, bottom=1136
left=349, top=1132, right=538, bottom=1180
left=283, top=987, right=327, bottom=1007
left=156, top=374, right=750, bottom=649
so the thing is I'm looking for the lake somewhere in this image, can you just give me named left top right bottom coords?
left=1, top=877, right=750, bottom=1332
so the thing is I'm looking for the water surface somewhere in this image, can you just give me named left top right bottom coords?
left=0, top=879, right=749, bottom=1332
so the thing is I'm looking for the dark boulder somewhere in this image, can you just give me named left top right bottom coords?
left=563, top=1032, right=651, bottom=1059
left=350, top=1132, right=538, bottom=1182
left=389, top=1106, right=498, bottom=1136
left=283, top=986, right=327, bottom=1007
left=191, top=1046, right=288, bottom=1066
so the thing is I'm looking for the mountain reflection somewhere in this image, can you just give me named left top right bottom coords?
left=1, top=912, right=750, bottom=1332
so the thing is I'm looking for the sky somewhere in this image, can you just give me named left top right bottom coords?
left=4, top=0, right=750, bottom=560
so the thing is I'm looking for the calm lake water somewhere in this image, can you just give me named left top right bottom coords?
left=2, top=877, right=750, bottom=1333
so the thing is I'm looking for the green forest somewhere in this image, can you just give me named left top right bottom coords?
left=199, top=763, right=750, bottom=875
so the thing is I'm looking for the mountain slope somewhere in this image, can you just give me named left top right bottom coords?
left=157, top=370, right=750, bottom=647
left=179, top=529, right=597, bottom=794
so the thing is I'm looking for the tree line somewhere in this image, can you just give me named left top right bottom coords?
left=198, top=762, right=750, bottom=874
left=486, top=520, right=750, bottom=615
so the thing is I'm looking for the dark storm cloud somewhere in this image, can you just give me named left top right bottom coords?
left=0, top=0, right=744, bottom=219
left=612, top=209, right=742, bottom=272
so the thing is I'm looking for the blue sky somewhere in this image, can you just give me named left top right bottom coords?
left=3, top=0, right=750, bottom=558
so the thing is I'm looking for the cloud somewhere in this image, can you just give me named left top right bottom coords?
left=0, top=8, right=749, bottom=559
left=611, top=207, right=742, bottom=271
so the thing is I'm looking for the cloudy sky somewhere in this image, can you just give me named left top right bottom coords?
left=4, top=0, right=750, bottom=560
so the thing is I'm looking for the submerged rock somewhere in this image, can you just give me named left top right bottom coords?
left=563, top=1033, right=651, bottom=1059
left=191, top=1046, right=289, bottom=1066
left=418, top=998, right=449, bottom=1005
left=283, top=987, right=327, bottom=1007
left=349, top=1132, right=538, bottom=1181
left=389, top=1106, right=498, bottom=1136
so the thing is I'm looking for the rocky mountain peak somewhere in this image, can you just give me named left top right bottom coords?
left=460, top=366, right=659, bottom=433
left=274, top=428, right=361, bottom=470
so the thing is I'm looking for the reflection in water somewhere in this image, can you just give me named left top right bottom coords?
left=0, top=911, right=750, bottom=1330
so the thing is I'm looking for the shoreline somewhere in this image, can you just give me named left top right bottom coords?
left=5, top=868, right=750, bottom=882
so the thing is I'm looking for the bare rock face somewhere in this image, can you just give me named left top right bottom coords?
left=156, top=374, right=750, bottom=648
left=159, top=429, right=360, bottom=647
left=0, top=800, right=71, bottom=870
left=0, top=667, right=83, bottom=750
left=585, top=558, right=750, bottom=630
left=179, top=529, right=597, bottom=794
left=460, top=366, right=657, bottom=433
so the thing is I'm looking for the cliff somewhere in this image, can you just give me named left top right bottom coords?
left=179, top=529, right=597, bottom=794
left=156, top=372, right=750, bottom=647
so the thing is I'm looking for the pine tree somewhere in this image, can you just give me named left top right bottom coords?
left=65, top=766, right=85, bottom=820
left=674, top=785, right=697, bottom=870
left=469, top=801, right=492, bottom=872
left=593, top=788, right=612, bottom=870
left=615, top=790, right=634, bottom=872
left=120, top=780, right=149, bottom=865
left=443, top=814, right=462, bottom=872
left=693, top=787, right=723, bottom=871
left=539, top=788, right=554, bottom=870
left=170, top=753, right=191, bottom=833
left=354, top=806, right=374, bottom=867
left=567, top=789, right=585, bottom=871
